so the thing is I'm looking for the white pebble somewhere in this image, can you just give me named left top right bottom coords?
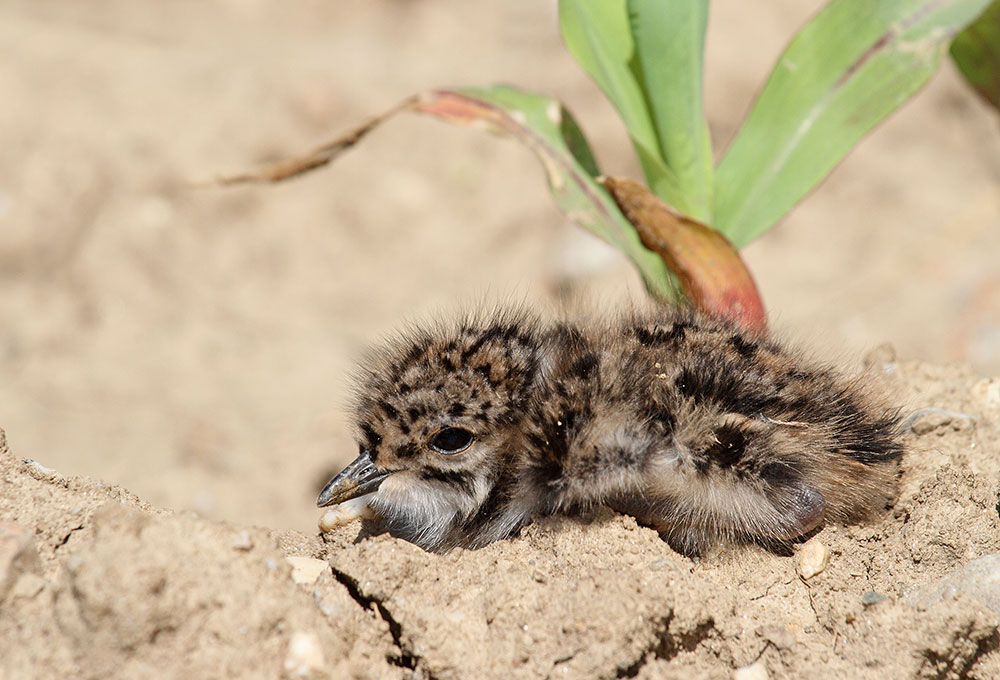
left=285, top=556, right=330, bottom=585
left=798, top=538, right=830, bottom=580
left=733, top=659, right=769, bottom=680
left=23, top=459, right=57, bottom=476
left=972, top=377, right=1000, bottom=407
left=284, top=630, right=324, bottom=677
left=318, top=494, right=375, bottom=532
left=232, top=531, right=254, bottom=551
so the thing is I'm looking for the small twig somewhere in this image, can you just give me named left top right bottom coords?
left=898, top=407, right=975, bottom=434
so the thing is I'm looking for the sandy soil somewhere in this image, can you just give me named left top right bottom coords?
left=2, top=1, right=1000, bottom=678
left=4, top=359, right=1000, bottom=679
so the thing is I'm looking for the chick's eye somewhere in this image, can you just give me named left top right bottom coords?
left=429, top=427, right=474, bottom=454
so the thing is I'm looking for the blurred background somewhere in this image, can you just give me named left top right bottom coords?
left=1, top=0, right=998, bottom=531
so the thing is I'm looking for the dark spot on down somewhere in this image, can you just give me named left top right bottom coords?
left=597, top=443, right=644, bottom=471
left=535, top=406, right=581, bottom=478
left=705, top=424, right=747, bottom=468
left=400, top=341, right=427, bottom=368
left=448, top=402, right=466, bottom=417
left=361, top=423, right=382, bottom=459
left=552, top=323, right=584, bottom=347
left=829, top=397, right=862, bottom=425
left=729, top=334, right=758, bottom=360
left=633, top=322, right=688, bottom=347
left=529, top=451, right=565, bottom=487
left=474, top=363, right=498, bottom=385
left=461, top=324, right=506, bottom=360
left=464, top=474, right=518, bottom=532
left=833, top=411, right=904, bottom=464
left=570, top=353, right=599, bottom=380
left=420, top=467, right=474, bottom=491
left=395, top=442, right=419, bottom=459
left=759, top=461, right=802, bottom=488
left=379, top=400, right=399, bottom=421
left=674, top=364, right=782, bottom=416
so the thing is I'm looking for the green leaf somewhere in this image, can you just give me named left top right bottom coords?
left=715, top=0, right=995, bottom=248
left=951, top=0, right=1000, bottom=112
left=216, top=85, right=680, bottom=302
left=441, top=85, right=678, bottom=300
left=558, top=0, right=687, bottom=211
left=626, top=0, right=713, bottom=222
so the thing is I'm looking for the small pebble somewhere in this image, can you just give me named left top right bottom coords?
left=972, top=378, right=1000, bottom=407
left=861, top=591, right=886, bottom=607
left=903, top=554, right=1000, bottom=614
left=232, top=531, right=254, bottom=551
left=904, top=408, right=973, bottom=436
left=755, top=624, right=795, bottom=650
left=22, top=459, right=57, bottom=478
left=318, top=495, right=375, bottom=533
left=798, top=538, right=830, bottom=580
left=732, top=659, right=769, bottom=680
left=283, top=630, right=324, bottom=677
left=317, top=510, right=341, bottom=534
left=647, top=557, right=682, bottom=572
left=910, top=413, right=952, bottom=435
left=285, top=556, right=330, bottom=585
left=863, top=343, right=897, bottom=371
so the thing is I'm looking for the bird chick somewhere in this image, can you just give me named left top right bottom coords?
left=317, top=307, right=903, bottom=557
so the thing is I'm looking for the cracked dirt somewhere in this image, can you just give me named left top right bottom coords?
left=3, top=358, right=1000, bottom=679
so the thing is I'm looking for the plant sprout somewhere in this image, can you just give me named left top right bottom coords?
left=223, top=0, right=999, bottom=332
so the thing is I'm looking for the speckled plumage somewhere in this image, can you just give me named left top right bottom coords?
left=318, top=306, right=903, bottom=557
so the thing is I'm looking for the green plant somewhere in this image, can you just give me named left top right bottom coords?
left=951, top=1, right=1000, bottom=111
left=224, top=0, right=998, bottom=332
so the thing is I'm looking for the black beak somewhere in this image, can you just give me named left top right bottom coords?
left=317, top=450, right=394, bottom=507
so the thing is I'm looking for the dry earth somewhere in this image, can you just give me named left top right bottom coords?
left=2, top=1, right=1000, bottom=678
left=3, top=359, right=1000, bottom=679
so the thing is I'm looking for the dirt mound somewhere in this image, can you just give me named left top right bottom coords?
left=3, top=358, right=999, bottom=679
